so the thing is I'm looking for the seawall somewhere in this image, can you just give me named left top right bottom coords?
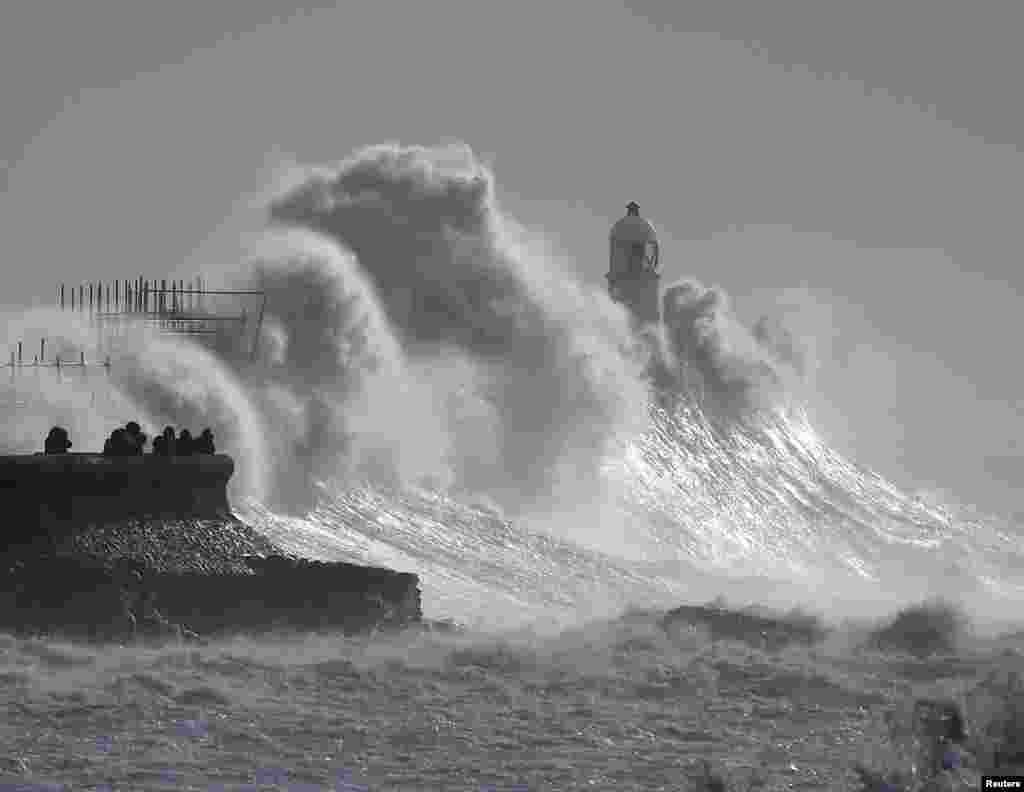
left=1, top=554, right=422, bottom=641
left=0, top=453, right=233, bottom=546
left=0, top=453, right=422, bottom=640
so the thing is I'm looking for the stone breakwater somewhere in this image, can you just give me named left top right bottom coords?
left=0, top=454, right=422, bottom=641
left=0, top=453, right=236, bottom=544
left=2, top=552, right=422, bottom=641
left=52, top=515, right=286, bottom=575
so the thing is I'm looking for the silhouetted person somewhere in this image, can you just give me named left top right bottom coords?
left=103, top=427, right=133, bottom=456
left=44, top=426, right=72, bottom=454
left=177, top=429, right=194, bottom=455
left=160, top=426, right=177, bottom=456
left=195, top=428, right=215, bottom=454
left=118, top=428, right=134, bottom=455
left=124, top=421, right=147, bottom=455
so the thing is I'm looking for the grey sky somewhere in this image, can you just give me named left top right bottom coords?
left=2, top=0, right=1022, bottom=515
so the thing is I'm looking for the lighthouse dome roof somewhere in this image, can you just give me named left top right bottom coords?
left=610, top=202, right=658, bottom=245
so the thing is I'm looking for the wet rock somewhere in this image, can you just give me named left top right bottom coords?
left=0, top=551, right=421, bottom=641
left=662, top=601, right=828, bottom=650
left=0, top=453, right=422, bottom=641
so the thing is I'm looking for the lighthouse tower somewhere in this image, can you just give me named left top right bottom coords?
left=606, top=201, right=660, bottom=325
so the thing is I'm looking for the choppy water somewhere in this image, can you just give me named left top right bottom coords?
left=3, top=610, right=1023, bottom=791
left=4, top=140, right=1024, bottom=789
left=226, top=396, right=1024, bottom=637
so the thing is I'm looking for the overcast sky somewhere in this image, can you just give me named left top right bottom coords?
left=2, top=0, right=1022, bottom=516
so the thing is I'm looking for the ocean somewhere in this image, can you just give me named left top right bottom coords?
left=3, top=142, right=1024, bottom=789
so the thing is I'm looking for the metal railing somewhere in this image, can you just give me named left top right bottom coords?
left=3, top=338, right=111, bottom=371
left=52, top=276, right=267, bottom=362
left=5, top=276, right=268, bottom=380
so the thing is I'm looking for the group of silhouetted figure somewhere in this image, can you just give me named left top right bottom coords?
left=149, top=426, right=215, bottom=456
left=42, top=423, right=215, bottom=456
left=104, top=423, right=215, bottom=456
left=102, top=422, right=147, bottom=456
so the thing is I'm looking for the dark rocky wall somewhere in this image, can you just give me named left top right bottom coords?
left=1, top=554, right=422, bottom=640
left=1, top=454, right=233, bottom=550
left=0, top=454, right=423, bottom=640
left=151, top=558, right=422, bottom=635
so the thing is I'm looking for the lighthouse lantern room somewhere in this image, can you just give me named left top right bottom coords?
left=607, top=201, right=660, bottom=325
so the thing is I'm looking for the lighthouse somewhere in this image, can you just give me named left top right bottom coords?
left=606, top=201, right=660, bottom=325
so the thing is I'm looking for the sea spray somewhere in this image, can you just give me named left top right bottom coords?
left=2, top=141, right=1024, bottom=632
left=266, top=142, right=652, bottom=513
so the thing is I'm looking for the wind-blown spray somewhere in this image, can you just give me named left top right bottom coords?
left=3, top=141, right=1023, bottom=631
left=0, top=306, right=270, bottom=496
left=261, top=142, right=651, bottom=511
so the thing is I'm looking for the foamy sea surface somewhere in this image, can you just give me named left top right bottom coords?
left=3, top=612, right=1024, bottom=791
